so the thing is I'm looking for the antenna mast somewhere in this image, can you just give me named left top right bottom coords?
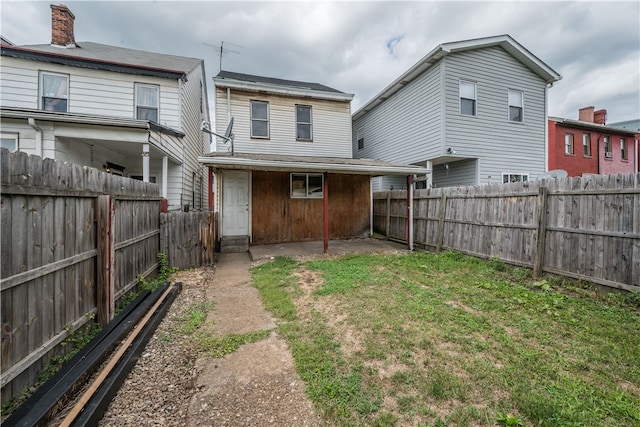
left=203, top=41, right=243, bottom=72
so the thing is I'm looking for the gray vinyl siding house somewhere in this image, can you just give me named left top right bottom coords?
left=353, top=35, right=562, bottom=190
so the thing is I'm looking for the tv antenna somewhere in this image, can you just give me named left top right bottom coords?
left=201, top=117, right=235, bottom=156
left=203, top=41, right=243, bottom=71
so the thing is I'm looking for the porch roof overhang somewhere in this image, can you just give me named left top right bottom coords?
left=198, top=152, right=430, bottom=176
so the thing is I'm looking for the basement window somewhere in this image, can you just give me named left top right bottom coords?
left=291, top=173, right=324, bottom=198
left=502, top=173, right=529, bottom=183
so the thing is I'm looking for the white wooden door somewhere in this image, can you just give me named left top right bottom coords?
left=222, top=171, right=249, bottom=236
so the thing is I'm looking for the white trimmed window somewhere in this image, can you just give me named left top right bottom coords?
left=1, top=133, right=19, bottom=152
left=508, top=90, right=523, bottom=122
left=135, top=83, right=159, bottom=122
left=296, top=105, right=312, bottom=141
left=621, top=138, right=628, bottom=160
left=502, top=173, right=529, bottom=183
left=357, top=127, right=364, bottom=150
left=604, top=136, right=612, bottom=158
left=565, top=133, right=574, bottom=155
left=583, top=133, right=591, bottom=157
left=459, top=80, right=477, bottom=116
left=291, top=173, right=324, bottom=198
left=250, top=100, right=269, bottom=138
left=40, top=71, right=69, bottom=112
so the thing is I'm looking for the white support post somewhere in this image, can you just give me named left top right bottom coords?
left=142, top=143, right=150, bottom=182
left=162, top=155, right=168, bottom=199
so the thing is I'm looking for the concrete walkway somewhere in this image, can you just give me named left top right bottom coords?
left=186, top=253, right=321, bottom=426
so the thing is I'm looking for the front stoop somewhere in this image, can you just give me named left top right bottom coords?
left=220, top=235, right=249, bottom=253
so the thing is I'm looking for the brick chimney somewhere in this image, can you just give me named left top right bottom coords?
left=594, top=109, right=607, bottom=125
left=578, top=106, right=594, bottom=123
left=51, top=4, right=76, bottom=48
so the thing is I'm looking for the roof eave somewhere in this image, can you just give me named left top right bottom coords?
left=213, top=78, right=354, bottom=102
left=198, top=156, right=429, bottom=176
left=1, top=46, right=187, bottom=80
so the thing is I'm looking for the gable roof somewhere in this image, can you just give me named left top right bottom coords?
left=353, top=34, right=562, bottom=120
left=1, top=42, right=202, bottom=80
left=214, top=70, right=354, bottom=102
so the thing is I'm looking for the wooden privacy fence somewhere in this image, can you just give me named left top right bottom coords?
left=160, top=211, right=217, bottom=269
left=374, top=172, right=640, bottom=292
left=0, top=149, right=163, bottom=404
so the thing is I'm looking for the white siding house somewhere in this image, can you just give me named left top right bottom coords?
left=352, top=34, right=562, bottom=190
left=199, top=71, right=429, bottom=251
left=0, top=4, right=210, bottom=210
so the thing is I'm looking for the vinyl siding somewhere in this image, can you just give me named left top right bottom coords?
left=352, top=62, right=443, bottom=163
left=353, top=45, right=548, bottom=186
left=178, top=64, right=209, bottom=210
left=432, top=158, right=477, bottom=187
left=443, top=47, right=547, bottom=183
left=0, top=57, right=181, bottom=129
left=371, top=175, right=410, bottom=192
left=215, top=88, right=352, bottom=158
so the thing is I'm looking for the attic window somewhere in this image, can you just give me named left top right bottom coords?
left=135, top=83, right=159, bottom=122
left=459, top=80, right=476, bottom=116
left=41, top=72, right=69, bottom=112
left=357, top=127, right=364, bottom=150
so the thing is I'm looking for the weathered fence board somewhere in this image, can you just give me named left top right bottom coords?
left=374, top=172, right=640, bottom=292
left=160, top=211, right=216, bottom=269
left=0, top=149, right=166, bottom=404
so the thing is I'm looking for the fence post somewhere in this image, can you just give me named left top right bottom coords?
left=533, top=186, right=548, bottom=277
left=160, top=212, right=169, bottom=266
left=385, top=192, right=391, bottom=239
left=96, top=195, right=115, bottom=326
left=436, top=194, right=447, bottom=252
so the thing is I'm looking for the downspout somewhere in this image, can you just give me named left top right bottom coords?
left=596, top=135, right=601, bottom=174
left=227, top=88, right=231, bottom=124
left=635, top=138, right=638, bottom=174
left=28, top=118, right=42, bottom=157
left=544, top=84, right=550, bottom=172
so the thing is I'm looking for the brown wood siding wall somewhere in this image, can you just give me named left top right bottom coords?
left=251, top=171, right=370, bottom=244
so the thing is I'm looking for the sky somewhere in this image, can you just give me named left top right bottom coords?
left=1, top=0, right=639, bottom=127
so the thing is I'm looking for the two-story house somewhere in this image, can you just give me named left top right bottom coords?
left=0, top=4, right=210, bottom=211
left=548, top=106, right=638, bottom=176
left=198, top=71, right=428, bottom=252
left=352, top=34, right=562, bottom=190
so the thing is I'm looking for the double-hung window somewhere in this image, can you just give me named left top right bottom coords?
left=296, top=105, right=312, bottom=141
left=621, top=138, right=628, bottom=160
left=41, top=72, right=69, bottom=112
left=508, top=90, right=524, bottom=122
left=357, top=127, right=364, bottom=150
left=459, top=80, right=476, bottom=116
left=291, top=173, right=323, bottom=198
left=135, top=83, right=159, bottom=122
left=251, top=100, right=269, bottom=138
left=604, top=136, right=612, bottom=158
left=583, top=133, right=591, bottom=156
left=565, top=133, right=574, bottom=155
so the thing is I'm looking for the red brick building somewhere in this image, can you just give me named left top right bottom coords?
left=548, top=106, right=638, bottom=177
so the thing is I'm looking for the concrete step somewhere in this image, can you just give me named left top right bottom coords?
left=220, top=235, right=249, bottom=253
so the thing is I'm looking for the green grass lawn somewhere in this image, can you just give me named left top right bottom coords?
left=251, top=250, right=640, bottom=427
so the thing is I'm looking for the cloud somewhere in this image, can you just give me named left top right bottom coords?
left=1, top=1, right=639, bottom=122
